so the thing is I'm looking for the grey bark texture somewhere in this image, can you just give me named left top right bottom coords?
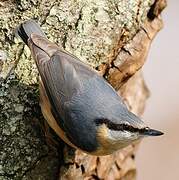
left=0, top=0, right=166, bottom=179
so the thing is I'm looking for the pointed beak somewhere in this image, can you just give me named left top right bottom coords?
left=141, top=127, right=164, bottom=136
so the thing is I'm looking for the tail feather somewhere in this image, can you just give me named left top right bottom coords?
left=16, top=20, right=45, bottom=45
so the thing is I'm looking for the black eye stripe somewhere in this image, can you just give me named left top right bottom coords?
left=94, top=119, right=146, bottom=133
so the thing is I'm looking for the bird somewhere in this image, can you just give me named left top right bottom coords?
left=16, top=20, right=163, bottom=156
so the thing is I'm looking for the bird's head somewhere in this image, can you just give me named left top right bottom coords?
left=94, top=112, right=163, bottom=155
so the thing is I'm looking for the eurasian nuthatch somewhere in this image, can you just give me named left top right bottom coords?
left=16, top=20, right=163, bottom=156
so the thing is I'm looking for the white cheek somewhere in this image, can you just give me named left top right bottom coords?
left=109, top=130, right=138, bottom=141
left=121, top=131, right=132, bottom=138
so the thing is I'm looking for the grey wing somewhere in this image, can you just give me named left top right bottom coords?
left=37, top=51, right=85, bottom=117
left=28, top=33, right=97, bottom=125
left=36, top=50, right=101, bottom=151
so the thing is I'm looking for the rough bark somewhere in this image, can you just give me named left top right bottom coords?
left=0, top=0, right=166, bottom=179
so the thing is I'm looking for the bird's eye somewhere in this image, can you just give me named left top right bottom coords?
left=124, top=122, right=130, bottom=126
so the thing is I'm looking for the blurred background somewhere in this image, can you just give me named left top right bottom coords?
left=136, top=1, right=179, bottom=180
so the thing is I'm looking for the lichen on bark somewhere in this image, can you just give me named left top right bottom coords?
left=1, top=0, right=154, bottom=84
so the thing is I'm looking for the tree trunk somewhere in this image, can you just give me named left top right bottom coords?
left=0, top=0, right=166, bottom=179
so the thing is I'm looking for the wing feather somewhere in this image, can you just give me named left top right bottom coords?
left=36, top=51, right=85, bottom=117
